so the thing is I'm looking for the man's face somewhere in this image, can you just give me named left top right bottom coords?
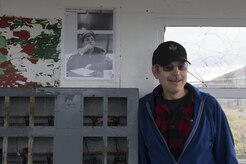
left=82, top=35, right=95, bottom=47
left=152, top=60, right=188, bottom=99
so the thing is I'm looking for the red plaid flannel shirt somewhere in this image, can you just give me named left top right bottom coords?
left=154, top=86, right=194, bottom=161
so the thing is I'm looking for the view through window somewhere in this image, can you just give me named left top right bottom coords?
left=165, top=27, right=246, bottom=88
left=165, top=27, right=246, bottom=161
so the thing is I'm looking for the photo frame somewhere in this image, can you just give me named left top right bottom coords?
left=64, top=8, right=115, bottom=80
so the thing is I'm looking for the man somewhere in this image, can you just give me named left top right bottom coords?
left=66, top=30, right=112, bottom=76
left=138, top=41, right=238, bottom=164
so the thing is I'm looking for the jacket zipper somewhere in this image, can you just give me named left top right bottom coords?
left=146, top=99, right=205, bottom=164
left=178, top=99, right=205, bottom=162
left=146, top=102, right=177, bottom=164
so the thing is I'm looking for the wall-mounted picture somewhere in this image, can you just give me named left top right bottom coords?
left=64, top=9, right=114, bottom=80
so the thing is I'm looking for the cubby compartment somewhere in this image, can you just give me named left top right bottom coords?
left=2, top=137, right=54, bottom=164
left=32, top=137, right=53, bottom=164
left=8, top=97, right=29, bottom=127
left=7, top=137, right=28, bottom=163
left=83, top=137, right=104, bottom=163
left=0, top=96, right=4, bottom=126
left=108, top=98, right=127, bottom=126
left=107, top=137, right=128, bottom=164
left=0, top=137, right=2, bottom=161
left=83, top=97, right=103, bottom=126
left=34, top=97, right=55, bottom=126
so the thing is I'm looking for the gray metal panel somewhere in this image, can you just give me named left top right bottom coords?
left=53, top=133, right=82, bottom=164
left=55, top=95, right=82, bottom=129
left=0, top=88, right=139, bottom=164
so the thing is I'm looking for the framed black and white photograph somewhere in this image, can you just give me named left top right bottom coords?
left=64, top=9, right=115, bottom=80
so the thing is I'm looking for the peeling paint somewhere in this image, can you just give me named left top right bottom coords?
left=0, top=16, right=61, bottom=87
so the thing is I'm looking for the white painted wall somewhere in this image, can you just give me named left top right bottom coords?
left=1, top=0, right=246, bottom=97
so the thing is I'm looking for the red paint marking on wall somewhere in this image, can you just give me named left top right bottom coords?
left=21, top=43, right=35, bottom=55
left=0, top=60, right=36, bottom=87
left=13, top=30, right=31, bottom=41
left=20, top=17, right=33, bottom=24
left=21, top=43, right=38, bottom=64
left=0, top=16, right=15, bottom=28
left=0, top=48, right=8, bottom=55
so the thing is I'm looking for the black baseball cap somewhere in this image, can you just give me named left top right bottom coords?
left=152, top=41, right=191, bottom=66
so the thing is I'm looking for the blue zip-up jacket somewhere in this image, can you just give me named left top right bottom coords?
left=138, top=83, right=238, bottom=164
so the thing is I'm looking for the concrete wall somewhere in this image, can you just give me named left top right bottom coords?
left=1, top=0, right=246, bottom=97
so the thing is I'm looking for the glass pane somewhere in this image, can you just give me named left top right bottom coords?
left=77, top=10, right=113, bottom=30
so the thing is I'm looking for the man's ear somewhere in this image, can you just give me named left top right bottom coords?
left=152, top=66, right=159, bottom=79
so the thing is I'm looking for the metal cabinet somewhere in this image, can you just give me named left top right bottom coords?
left=0, top=88, right=138, bottom=164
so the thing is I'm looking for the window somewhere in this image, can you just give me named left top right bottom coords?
left=165, top=27, right=246, bottom=88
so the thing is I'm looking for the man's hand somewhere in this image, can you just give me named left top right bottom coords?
left=78, top=44, right=93, bottom=55
left=84, top=64, right=92, bottom=69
